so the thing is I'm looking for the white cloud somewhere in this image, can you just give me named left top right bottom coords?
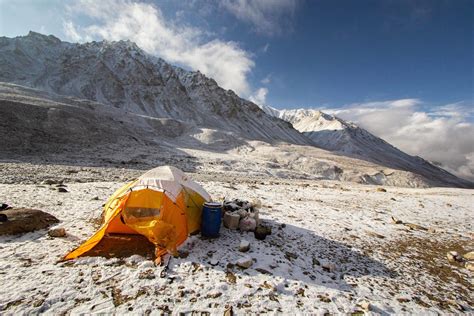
left=325, top=99, right=474, bottom=181
left=221, top=0, right=300, bottom=36
left=262, top=43, right=270, bottom=53
left=261, top=73, right=271, bottom=84
left=249, top=87, right=268, bottom=105
left=63, top=0, right=255, bottom=96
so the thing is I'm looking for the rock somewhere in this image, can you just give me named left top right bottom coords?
left=41, top=179, right=57, bottom=185
left=0, top=214, right=7, bottom=222
left=226, top=271, right=236, bottom=284
left=312, top=257, right=321, bottom=266
left=391, top=216, right=403, bottom=224
left=377, top=188, right=387, bottom=192
left=224, top=305, right=233, bottom=316
left=0, top=208, right=59, bottom=236
left=463, top=251, right=474, bottom=260
left=285, top=251, right=298, bottom=260
left=404, top=223, right=428, bottom=231
left=57, top=187, right=68, bottom=193
left=356, top=300, right=371, bottom=311
left=465, top=262, right=474, bottom=271
left=447, top=251, right=462, bottom=263
left=210, top=259, right=219, bottom=266
left=91, top=196, right=99, bottom=201
left=322, top=262, right=336, bottom=273
left=0, top=203, right=10, bottom=210
left=239, top=240, right=250, bottom=252
left=48, top=227, right=66, bottom=237
left=138, top=269, right=156, bottom=279
left=365, top=230, right=385, bottom=239
left=206, top=292, right=222, bottom=299
left=255, top=268, right=272, bottom=275
left=236, top=257, right=253, bottom=269
left=178, top=250, right=189, bottom=258
left=254, top=225, right=271, bottom=240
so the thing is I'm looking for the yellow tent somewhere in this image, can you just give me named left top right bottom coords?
left=64, top=166, right=211, bottom=262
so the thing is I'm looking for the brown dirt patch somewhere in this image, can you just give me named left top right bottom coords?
left=381, top=235, right=473, bottom=311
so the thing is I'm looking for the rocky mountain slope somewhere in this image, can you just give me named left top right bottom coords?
left=260, top=106, right=473, bottom=188
left=0, top=31, right=307, bottom=145
left=0, top=32, right=472, bottom=188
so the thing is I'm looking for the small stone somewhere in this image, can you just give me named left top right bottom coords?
left=48, top=227, right=66, bottom=237
left=138, top=269, right=155, bottom=280
left=41, top=179, right=57, bottom=185
left=396, top=296, right=411, bottom=303
left=356, top=300, right=371, bottom=311
left=224, top=305, right=233, bottom=316
left=239, top=240, right=250, bottom=252
left=322, top=262, right=336, bottom=272
left=465, top=262, right=474, bottom=271
left=255, top=268, right=272, bottom=275
left=404, top=223, right=427, bottom=231
left=57, top=187, right=68, bottom=193
left=365, top=230, right=385, bottom=239
left=210, top=259, right=219, bottom=266
left=206, top=291, right=222, bottom=299
left=285, top=251, right=298, bottom=260
left=178, top=250, right=189, bottom=258
left=447, top=251, right=462, bottom=263
left=463, top=251, right=474, bottom=260
left=236, top=256, right=253, bottom=269
left=91, top=196, right=99, bottom=201
left=391, top=216, right=403, bottom=224
left=377, top=188, right=387, bottom=192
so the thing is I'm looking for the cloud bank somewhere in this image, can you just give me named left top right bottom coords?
left=324, top=99, right=474, bottom=181
left=63, top=0, right=254, bottom=96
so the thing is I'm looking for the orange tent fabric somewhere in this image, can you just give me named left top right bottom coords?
left=64, top=166, right=211, bottom=261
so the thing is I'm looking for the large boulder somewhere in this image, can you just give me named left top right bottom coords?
left=0, top=208, right=59, bottom=235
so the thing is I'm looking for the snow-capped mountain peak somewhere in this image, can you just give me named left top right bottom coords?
left=258, top=105, right=471, bottom=187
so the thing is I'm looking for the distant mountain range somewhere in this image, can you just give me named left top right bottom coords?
left=260, top=106, right=473, bottom=188
left=0, top=31, right=471, bottom=188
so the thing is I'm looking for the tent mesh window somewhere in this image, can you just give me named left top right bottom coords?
left=123, top=207, right=161, bottom=219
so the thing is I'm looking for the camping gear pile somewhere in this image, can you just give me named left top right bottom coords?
left=63, top=166, right=211, bottom=264
left=223, top=199, right=260, bottom=232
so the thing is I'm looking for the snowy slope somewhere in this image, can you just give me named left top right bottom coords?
left=0, top=32, right=307, bottom=145
left=261, top=106, right=473, bottom=188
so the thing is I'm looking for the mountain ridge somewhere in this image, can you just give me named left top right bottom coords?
left=259, top=105, right=473, bottom=188
left=0, top=32, right=472, bottom=188
left=0, top=31, right=308, bottom=146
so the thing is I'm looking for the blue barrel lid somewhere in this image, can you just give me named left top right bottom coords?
left=204, top=202, right=222, bottom=208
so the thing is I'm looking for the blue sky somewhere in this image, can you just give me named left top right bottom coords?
left=0, top=0, right=472, bottom=109
left=0, top=0, right=473, bottom=179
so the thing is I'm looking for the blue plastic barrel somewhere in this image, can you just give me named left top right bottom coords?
left=201, top=202, right=222, bottom=238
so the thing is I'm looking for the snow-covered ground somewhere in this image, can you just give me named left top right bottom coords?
left=0, top=163, right=472, bottom=314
